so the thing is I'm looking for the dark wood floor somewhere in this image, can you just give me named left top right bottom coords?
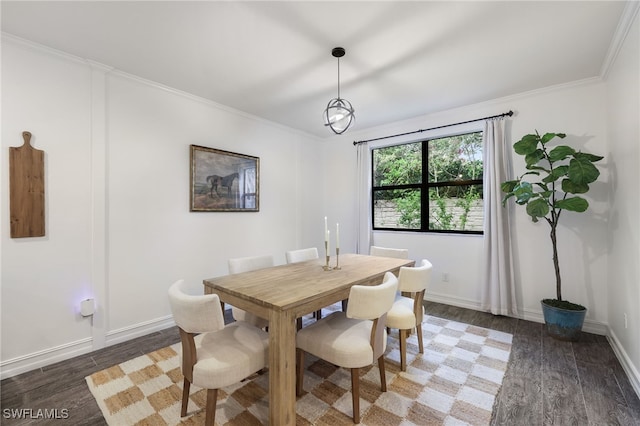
left=2, top=302, right=640, bottom=425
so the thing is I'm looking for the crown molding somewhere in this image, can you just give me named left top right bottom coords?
left=600, top=1, right=640, bottom=79
left=1, top=32, right=321, bottom=142
left=86, top=59, right=114, bottom=74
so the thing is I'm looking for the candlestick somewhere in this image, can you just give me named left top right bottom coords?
left=335, top=247, right=341, bottom=270
left=323, top=240, right=332, bottom=271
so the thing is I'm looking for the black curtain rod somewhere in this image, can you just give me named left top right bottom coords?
left=352, top=110, right=514, bottom=146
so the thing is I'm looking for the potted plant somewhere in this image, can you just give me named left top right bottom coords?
left=501, top=131, right=603, bottom=340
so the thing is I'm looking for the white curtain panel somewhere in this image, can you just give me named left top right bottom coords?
left=481, top=119, right=518, bottom=315
left=355, top=143, right=372, bottom=254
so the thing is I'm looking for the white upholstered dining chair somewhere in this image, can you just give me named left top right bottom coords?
left=296, top=271, right=399, bottom=423
left=167, top=279, right=269, bottom=425
left=285, top=247, right=318, bottom=264
left=285, top=247, right=322, bottom=321
left=370, top=245, right=410, bottom=259
left=227, top=254, right=274, bottom=329
left=386, top=259, right=432, bottom=371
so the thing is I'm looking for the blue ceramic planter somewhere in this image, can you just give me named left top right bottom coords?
left=541, top=300, right=587, bottom=341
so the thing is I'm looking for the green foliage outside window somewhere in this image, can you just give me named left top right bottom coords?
left=373, top=143, right=422, bottom=187
left=372, top=132, right=484, bottom=233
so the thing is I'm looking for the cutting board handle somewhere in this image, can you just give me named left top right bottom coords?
left=22, top=131, right=32, bottom=148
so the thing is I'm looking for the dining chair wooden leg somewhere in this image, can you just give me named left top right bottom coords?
left=181, top=378, right=190, bottom=416
left=341, top=299, right=348, bottom=311
left=296, top=349, right=305, bottom=396
left=351, top=368, right=360, bottom=424
left=205, top=388, right=217, bottom=426
left=399, top=329, right=408, bottom=371
left=315, top=309, right=322, bottom=319
left=416, top=323, right=424, bottom=353
left=378, top=356, right=387, bottom=392
left=296, top=317, right=302, bottom=330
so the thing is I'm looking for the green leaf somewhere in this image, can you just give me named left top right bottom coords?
left=555, top=196, right=589, bottom=212
left=568, top=158, right=600, bottom=184
left=526, top=198, right=549, bottom=218
left=561, top=179, right=589, bottom=194
left=514, top=181, right=534, bottom=204
left=501, top=193, right=515, bottom=206
left=525, top=149, right=544, bottom=167
left=541, top=132, right=566, bottom=144
left=513, top=134, right=539, bottom=155
left=542, top=165, right=569, bottom=183
left=548, top=145, right=576, bottom=162
left=574, top=152, right=604, bottom=163
left=522, top=170, right=543, bottom=176
left=501, top=180, right=518, bottom=193
left=533, top=182, right=550, bottom=192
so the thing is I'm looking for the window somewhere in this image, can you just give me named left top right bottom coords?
left=372, top=131, right=483, bottom=234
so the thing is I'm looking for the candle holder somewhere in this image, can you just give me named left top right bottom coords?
left=334, top=248, right=341, bottom=270
left=323, top=241, right=332, bottom=271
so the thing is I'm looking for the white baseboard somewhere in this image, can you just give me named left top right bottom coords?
left=425, top=292, right=483, bottom=312
left=0, top=315, right=176, bottom=380
left=105, top=315, right=175, bottom=346
left=0, top=338, right=94, bottom=380
left=425, top=292, right=608, bottom=335
left=608, top=329, right=640, bottom=400
left=518, top=306, right=609, bottom=336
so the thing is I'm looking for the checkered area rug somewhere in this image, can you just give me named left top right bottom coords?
left=86, top=314, right=512, bottom=425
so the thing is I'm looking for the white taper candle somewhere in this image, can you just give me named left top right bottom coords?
left=324, top=216, right=328, bottom=242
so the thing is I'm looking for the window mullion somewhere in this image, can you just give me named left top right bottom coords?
left=422, top=140, right=429, bottom=231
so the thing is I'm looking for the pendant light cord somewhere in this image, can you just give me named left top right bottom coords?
left=336, top=57, right=341, bottom=99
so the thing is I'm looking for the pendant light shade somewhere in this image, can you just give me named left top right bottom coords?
left=324, top=47, right=355, bottom=134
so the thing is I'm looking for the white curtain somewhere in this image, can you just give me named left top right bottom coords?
left=355, top=143, right=372, bottom=254
left=481, top=119, right=518, bottom=315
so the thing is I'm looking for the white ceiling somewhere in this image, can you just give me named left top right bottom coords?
left=1, top=1, right=631, bottom=138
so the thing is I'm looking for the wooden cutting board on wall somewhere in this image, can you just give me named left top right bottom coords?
left=9, top=131, right=45, bottom=238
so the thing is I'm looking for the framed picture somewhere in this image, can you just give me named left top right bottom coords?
left=190, top=145, right=259, bottom=212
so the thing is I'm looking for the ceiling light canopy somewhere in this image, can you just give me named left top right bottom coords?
left=323, top=47, right=355, bottom=135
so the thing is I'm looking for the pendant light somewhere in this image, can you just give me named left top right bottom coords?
left=323, top=47, right=355, bottom=134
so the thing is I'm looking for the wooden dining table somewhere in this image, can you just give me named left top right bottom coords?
left=203, top=253, right=414, bottom=425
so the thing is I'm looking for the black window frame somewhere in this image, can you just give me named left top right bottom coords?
left=371, top=131, right=484, bottom=235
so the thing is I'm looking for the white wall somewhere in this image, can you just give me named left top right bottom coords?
left=324, top=81, right=611, bottom=335
left=0, top=36, right=323, bottom=378
left=1, top=39, right=95, bottom=371
left=605, top=10, right=640, bottom=395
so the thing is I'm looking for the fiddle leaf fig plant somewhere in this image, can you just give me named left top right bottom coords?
left=501, top=131, right=603, bottom=309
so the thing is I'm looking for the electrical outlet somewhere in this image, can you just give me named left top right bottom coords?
left=443, top=272, right=449, bottom=282
left=624, top=313, right=628, bottom=329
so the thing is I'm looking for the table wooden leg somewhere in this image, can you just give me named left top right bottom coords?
left=269, top=308, right=297, bottom=426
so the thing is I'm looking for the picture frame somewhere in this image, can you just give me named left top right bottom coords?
left=190, top=145, right=260, bottom=212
